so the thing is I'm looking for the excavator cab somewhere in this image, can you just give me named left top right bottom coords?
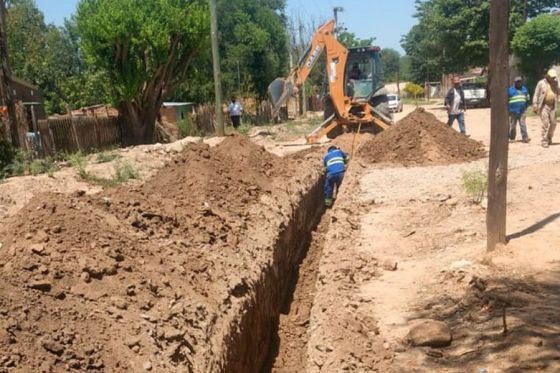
left=345, top=46, right=384, bottom=101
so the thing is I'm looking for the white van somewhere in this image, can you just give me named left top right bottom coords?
left=387, top=94, right=403, bottom=113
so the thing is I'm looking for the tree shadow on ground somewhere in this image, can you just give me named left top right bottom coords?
left=408, top=267, right=560, bottom=372
left=507, top=212, right=560, bottom=241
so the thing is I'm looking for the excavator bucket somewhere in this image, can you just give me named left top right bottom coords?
left=268, top=78, right=294, bottom=113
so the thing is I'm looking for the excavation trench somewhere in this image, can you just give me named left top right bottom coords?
left=221, top=176, right=328, bottom=372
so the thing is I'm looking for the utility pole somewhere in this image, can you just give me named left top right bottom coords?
left=298, top=18, right=307, bottom=117
left=209, top=0, right=224, bottom=136
left=333, top=6, right=344, bottom=39
left=0, top=0, right=19, bottom=147
left=487, top=0, right=510, bottom=251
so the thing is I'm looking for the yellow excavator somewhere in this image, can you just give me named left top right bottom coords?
left=268, top=19, right=394, bottom=143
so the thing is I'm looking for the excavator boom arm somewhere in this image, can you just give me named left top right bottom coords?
left=269, top=19, right=348, bottom=116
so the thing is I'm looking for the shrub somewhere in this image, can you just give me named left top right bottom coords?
left=113, top=161, right=140, bottom=182
left=177, top=118, right=199, bottom=138
left=95, top=150, right=120, bottom=163
left=461, top=169, right=488, bottom=204
left=403, top=83, right=425, bottom=105
left=29, top=158, right=57, bottom=177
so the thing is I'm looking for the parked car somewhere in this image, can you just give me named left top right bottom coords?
left=387, top=94, right=403, bottom=112
left=462, top=82, right=489, bottom=108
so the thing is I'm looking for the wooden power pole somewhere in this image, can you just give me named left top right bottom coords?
left=487, top=0, right=510, bottom=251
left=209, top=0, right=224, bottom=136
left=0, top=0, right=19, bottom=147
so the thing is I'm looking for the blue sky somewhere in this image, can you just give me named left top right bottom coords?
left=35, top=0, right=417, bottom=54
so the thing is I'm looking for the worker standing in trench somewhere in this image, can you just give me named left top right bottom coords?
left=323, top=145, right=348, bottom=207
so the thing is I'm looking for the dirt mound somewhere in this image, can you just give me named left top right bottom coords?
left=359, top=108, right=486, bottom=166
left=331, top=132, right=375, bottom=155
left=0, top=135, right=320, bottom=372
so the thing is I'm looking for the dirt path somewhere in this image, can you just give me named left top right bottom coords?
left=306, top=104, right=560, bottom=372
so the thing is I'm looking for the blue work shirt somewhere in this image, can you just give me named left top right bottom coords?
left=508, top=85, right=530, bottom=115
left=323, top=148, right=347, bottom=175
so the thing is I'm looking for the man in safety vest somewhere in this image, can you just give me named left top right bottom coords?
left=508, top=76, right=531, bottom=143
left=323, top=145, right=348, bottom=207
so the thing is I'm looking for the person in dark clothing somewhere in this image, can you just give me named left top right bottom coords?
left=444, top=76, right=468, bottom=136
left=323, top=146, right=348, bottom=207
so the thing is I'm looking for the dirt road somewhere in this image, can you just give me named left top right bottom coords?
left=306, top=104, right=560, bottom=372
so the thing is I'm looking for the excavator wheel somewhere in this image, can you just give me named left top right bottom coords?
left=323, top=96, right=343, bottom=139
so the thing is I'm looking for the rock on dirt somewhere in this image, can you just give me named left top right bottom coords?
left=407, top=320, right=452, bottom=348
left=359, top=108, right=486, bottom=166
left=382, top=259, right=398, bottom=271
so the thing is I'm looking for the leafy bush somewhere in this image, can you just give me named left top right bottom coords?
left=236, top=123, right=252, bottom=136
left=1, top=142, right=18, bottom=179
left=95, top=150, right=120, bottom=163
left=29, top=158, right=57, bottom=177
left=113, top=161, right=139, bottom=182
left=403, top=83, right=424, bottom=105
left=66, top=151, right=87, bottom=169
left=461, top=169, right=488, bottom=204
left=177, top=118, right=199, bottom=138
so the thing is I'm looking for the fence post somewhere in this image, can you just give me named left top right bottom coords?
left=47, top=120, right=56, bottom=155
left=94, top=115, right=102, bottom=150
left=70, top=115, right=81, bottom=152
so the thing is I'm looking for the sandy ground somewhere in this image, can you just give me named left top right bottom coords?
left=0, top=137, right=223, bottom=222
left=306, top=103, right=560, bottom=372
left=1, top=103, right=559, bottom=372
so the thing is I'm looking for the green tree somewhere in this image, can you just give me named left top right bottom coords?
left=337, top=31, right=373, bottom=48
left=380, top=48, right=401, bottom=82
left=216, top=0, right=288, bottom=100
left=75, top=0, right=209, bottom=145
left=399, top=55, right=412, bottom=82
left=512, top=14, right=560, bottom=87
left=401, top=0, right=560, bottom=84
left=5, top=1, right=108, bottom=114
left=403, top=82, right=424, bottom=105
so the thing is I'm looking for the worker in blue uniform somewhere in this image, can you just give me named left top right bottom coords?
left=323, top=145, right=348, bottom=207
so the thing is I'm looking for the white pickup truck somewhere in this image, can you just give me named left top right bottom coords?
left=462, top=82, right=489, bottom=108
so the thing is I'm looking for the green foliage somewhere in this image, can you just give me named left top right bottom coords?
left=28, top=158, right=57, bottom=177
left=461, top=169, right=488, bottom=204
left=380, top=48, right=401, bottom=82
left=76, top=0, right=209, bottom=144
left=95, top=150, right=120, bottom=164
left=236, top=123, right=252, bottom=136
left=215, top=0, right=288, bottom=100
left=401, top=0, right=559, bottom=84
left=403, top=83, right=424, bottom=103
left=177, top=118, right=199, bottom=138
left=338, top=31, right=374, bottom=48
left=112, top=161, right=139, bottom=182
left=512, top=15, right=560, bottom=84
left=66, top=151, right=87, bottom=169
left=5, top=2, right=110, bottom=114
left=1, top=143, right=57, bottom=178
left=399, top=55, right=412, bottom=82
left=0, top=141, right=16, bottom=179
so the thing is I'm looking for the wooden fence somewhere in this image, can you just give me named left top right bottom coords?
left=38, top=116, right=121, bottom=156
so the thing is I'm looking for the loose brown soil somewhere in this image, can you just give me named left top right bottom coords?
left=359, top=108, right=486, bottom=166
left=0, top=135, right=322, bottom=372
left=266, top=212, right=330, bottom=372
